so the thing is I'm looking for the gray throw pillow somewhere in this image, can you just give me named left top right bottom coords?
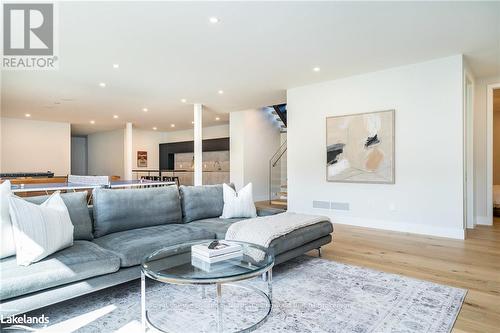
left=24, top=191, right=93, bottom=240
left=92, top=186, right=182, bottom=237
left=179, top=183, right=234, bottom=223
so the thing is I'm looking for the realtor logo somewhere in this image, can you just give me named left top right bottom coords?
left=2, top=2, right=58, bottom=70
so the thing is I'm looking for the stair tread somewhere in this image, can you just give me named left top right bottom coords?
left=270, top=199, right=287, bottom=206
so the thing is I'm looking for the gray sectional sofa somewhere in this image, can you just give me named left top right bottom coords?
left=0, top=184, right=333, bottom=316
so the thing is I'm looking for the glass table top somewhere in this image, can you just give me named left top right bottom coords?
left=141, top=240, right=274, bottom=284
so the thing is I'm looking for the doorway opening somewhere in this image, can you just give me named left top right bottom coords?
left=484, top=83, right=500, bottom=229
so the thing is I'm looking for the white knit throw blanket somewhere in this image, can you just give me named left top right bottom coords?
left=225, top=212, right=330, bottom=248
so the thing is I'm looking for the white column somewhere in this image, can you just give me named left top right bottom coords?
left=194, top=104, right=203, bottom=185
left=124, top=122, right=133, bottom=180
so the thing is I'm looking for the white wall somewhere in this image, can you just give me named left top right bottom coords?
left=132, top=129, right=166, bottom=170
left=287, top=55, right=465, bottom=239
left=473, top=75, right=500, bottom=224
left=87, top=129, right=124, bottom=179
left=230, top=109, right=281, bottom=201
left=71, top=136, right=87, bottom=175
left=230, top=114, right=246, bottom=191
left=1, top=118, right=71, bottom=176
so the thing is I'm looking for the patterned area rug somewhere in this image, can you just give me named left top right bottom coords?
left=6, top=256, right=466, bottom=333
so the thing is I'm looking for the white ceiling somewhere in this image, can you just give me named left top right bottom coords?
left=2, top=1, right=499, bottom=135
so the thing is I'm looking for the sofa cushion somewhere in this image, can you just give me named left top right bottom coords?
left=188, top=217, right=246, bottom=239
left=93, top=224, right=215, bottom=267
left=179, top=184, right=235, bottom=223
left=269, top=221, right=333, bottom=255
left=0, top=241, right=120, bottom=300
left=93, top=186, right=182, bottom=237
left=24, top=191, right=93, bottom=240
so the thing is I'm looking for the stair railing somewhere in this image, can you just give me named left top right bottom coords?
left=269, top=140, right=287, bottom=203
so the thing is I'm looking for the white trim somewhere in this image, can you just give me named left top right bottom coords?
left=124, top=123, right=133, bottom=180
left=486, top=84, right=500, bottom=226
left=463, top=70, right=475, bottom=229
left=476, top=216, right=492, bottom=226
left=333, top=217, right=465, bottom=240
left=193, top=104, right=203, bottom=186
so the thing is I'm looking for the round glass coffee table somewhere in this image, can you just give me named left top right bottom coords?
left=141, top=240, right=274, bottom=333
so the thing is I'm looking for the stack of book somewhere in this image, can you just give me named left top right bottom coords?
left=191, top=242, right=242, bottom=271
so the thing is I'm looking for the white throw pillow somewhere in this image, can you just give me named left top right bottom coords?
left=8, top=191, right=74, bottom=266
left=220, top=183, right=257, bottom=219
left=0, top=180, right=16, bottom=259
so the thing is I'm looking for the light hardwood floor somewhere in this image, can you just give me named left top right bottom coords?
left=307, top=218, right=500, bottom=333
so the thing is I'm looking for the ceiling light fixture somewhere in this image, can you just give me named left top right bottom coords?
left=25, top=113, right=31, bottom=117
left=181, top=99, right=187, bottom=103
left=313, top=67, right=320, bottom=72
left=191, top=121, right=195, bottom=124
left=218, top=90, right=224, bottom=95
left=152, top=127, right=157, bottom=131
left=170, top=124, right=175, bottom=128
left=99, top=82, right=106, bottom=87
left=209, top=17, right=219, bottom=24
left=90, top=120, right=95, bottom=124
left=113, top=115, right=119, bottom=119
left=112, top=64, right=119, bottom=69
left=142, top=108, right=148, bottom=112
left=215, top=117, right=220, bottom=121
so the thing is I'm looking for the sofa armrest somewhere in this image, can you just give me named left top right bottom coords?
left=256, top=207, right=286, bottom=216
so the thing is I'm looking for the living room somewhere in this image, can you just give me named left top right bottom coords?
left=1, top=2, right=499, bottom=333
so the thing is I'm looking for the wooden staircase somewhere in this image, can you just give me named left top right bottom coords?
left=271, top=184, right=288, bottom=207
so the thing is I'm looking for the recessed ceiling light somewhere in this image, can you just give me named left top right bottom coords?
left=215, top=117, right=220, bottom=121
left=113, top=115, right=119, bottom=119
left=90, top=120, right=95, bottom=124
left=191, top=121, right=195, bottom=124
left=142, top=108, right=148, bottom=112
left=112, top=64, right=119, bottom=69
left=209, top=17, right=219, bottom=24
left=218, top=90, right=224, bottom=95
left=99, top=82, right=106, bottom=87
left=25, top=113, right=31, bottom=117
left=313, top=67, right=321, bottom=72
left=181, top=98, right=187, bottom=103
left=170, top=124, right=175, bottom=128
left=152, top=127, right=157, bottom=131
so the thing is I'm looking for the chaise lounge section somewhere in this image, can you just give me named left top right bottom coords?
left=0, top=184, right=333, bottom=316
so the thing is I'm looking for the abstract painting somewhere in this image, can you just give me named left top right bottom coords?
left=326, top=110, right=395, bottom=183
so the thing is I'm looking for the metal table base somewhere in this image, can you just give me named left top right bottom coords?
left=141, top=269, right=273, bottom=333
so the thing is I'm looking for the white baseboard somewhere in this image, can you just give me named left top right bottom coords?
left=476, top=215, right=493, bottom=226
left=326, top=216, right=465, bottom=240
